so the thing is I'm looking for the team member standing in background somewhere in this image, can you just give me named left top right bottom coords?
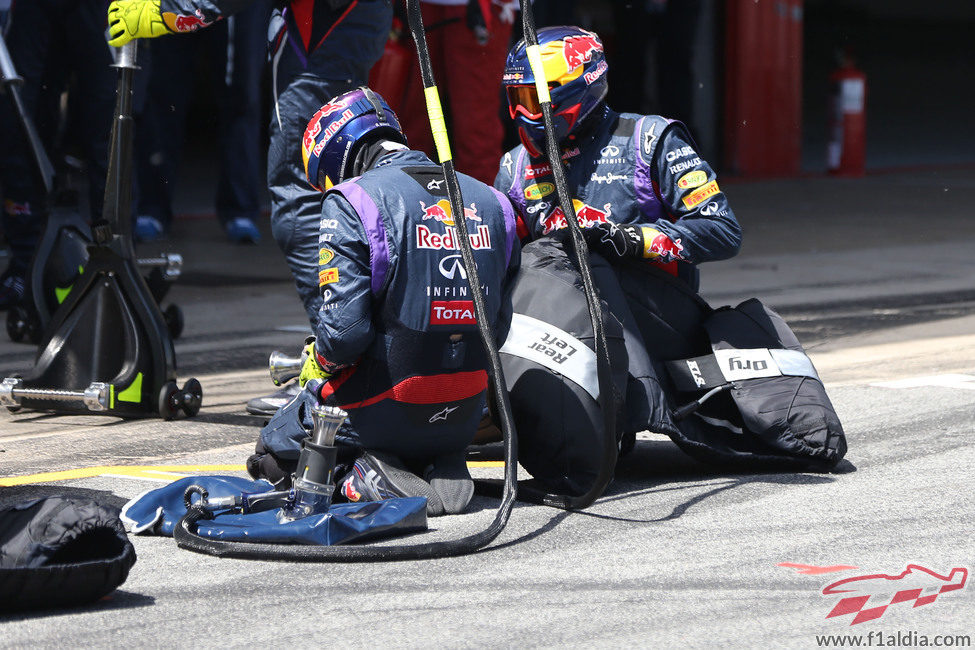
left=394, top=0, right=518, bottom=185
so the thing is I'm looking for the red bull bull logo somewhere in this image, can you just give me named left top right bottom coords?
left=644, top=230, right=684, bottom=262
left=3, top=200, right=31, bottom=217
left=561, top=32, right=602, bottom=70
left=541, top=200, right=611, bottom=234
left=341, top=476, right=362, bottom=502
left=302, top=101, right=351, bottom=155
left=169, top=11, right=209, bottom=32
left=419, top=200, right=480, bottom=227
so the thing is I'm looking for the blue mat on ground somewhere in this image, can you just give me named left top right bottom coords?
left=120, top=476, right=427, bottom=546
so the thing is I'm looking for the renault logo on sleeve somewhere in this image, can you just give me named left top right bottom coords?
left=439, top=254, right=468, bottom=280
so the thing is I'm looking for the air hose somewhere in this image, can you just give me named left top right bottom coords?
left=173, top=0, right=518, bottom=562
left=508, top=3, right=619, bottom=510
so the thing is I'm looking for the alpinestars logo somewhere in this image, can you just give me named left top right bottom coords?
left=429, top=405, right=459, bottom=423
left=643, top=123, right=657, bottom=155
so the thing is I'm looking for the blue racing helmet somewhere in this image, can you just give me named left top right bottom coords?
left=302, top=87, right=406, bottom=192
left=502, top=26, right=609, bottom=157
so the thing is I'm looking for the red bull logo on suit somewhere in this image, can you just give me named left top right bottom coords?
left=541, top=200, right=612, bottom=234
left=419, top=200, right=480, bottom=227
left=165, top=10, right=211, bottom=32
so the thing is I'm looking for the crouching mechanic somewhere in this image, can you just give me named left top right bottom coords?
left=493, top=27, right=742, bottom=480
left=248, top=88, right=520, bottom=515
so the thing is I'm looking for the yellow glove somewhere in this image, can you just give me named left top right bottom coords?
left=298, top=342, right=333, bottom=387
left=107, top=0, right=170, bottom=47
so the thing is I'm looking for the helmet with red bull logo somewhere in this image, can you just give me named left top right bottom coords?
left=503, top=26, right=609, bottom=157
left=302, top=87, right=407, bottom=193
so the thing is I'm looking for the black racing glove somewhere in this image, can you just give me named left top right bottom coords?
left=583, top=221, right=687, bottom=263
left=583, top=222, right=646, bottom=260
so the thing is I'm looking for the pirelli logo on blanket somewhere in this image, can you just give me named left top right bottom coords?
left=682, top=180, right=720, bottom=209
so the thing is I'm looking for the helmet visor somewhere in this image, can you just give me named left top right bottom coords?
left=507, top=85, right=545, bottom=120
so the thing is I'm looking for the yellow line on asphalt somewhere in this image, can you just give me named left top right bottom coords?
left=0, top=465, right=247, bottom=486
left=0, top=461, right=507, bottom=486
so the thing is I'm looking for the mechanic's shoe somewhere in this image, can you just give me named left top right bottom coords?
left=134, top=215, right=165, bottom=242
left=246, top=439, right=295, bottom=489
left=424, top=452, right=474, bottom=515
left=225, top=217, right=261, bottom=244
left=246, top=381, right=301, bottom=416
left=339, top=451, right=445, bottom=515
left=0, top=269, right=26, bottom=310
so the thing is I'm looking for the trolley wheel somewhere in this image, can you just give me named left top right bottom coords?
left=6, top=306, right=35, bottom=343
left=180, top=378, right=203, bottom=417
left=158, top=381, right=181, bottom=420
left=163, top=304, right=184, bottom=340
left=3, top=374, right=23, bottom=413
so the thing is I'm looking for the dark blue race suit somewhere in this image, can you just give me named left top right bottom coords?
left=494, top=107, right=743, bottom=446
left=312, top=149, right=520, bottom=459
left=156, top=0, right=392, bottom=322
left=494, top=107, right=741, bottom=292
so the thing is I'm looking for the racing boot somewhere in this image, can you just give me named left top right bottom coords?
left=246, top=381, right=302, bottom=416
left=338, top=451, right=448, bottom=516
left=423, top=451, right=475, bottom=516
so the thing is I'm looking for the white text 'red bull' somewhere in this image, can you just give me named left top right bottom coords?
left=416, top=224, right=492, bottom=250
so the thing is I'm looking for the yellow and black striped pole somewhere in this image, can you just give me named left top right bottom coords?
left=404, top=0, right=518, bottom=546
left=517, top=2, right=618, bottom=510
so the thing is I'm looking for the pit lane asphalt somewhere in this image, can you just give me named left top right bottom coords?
left=1, top=167, right=973, bottom=647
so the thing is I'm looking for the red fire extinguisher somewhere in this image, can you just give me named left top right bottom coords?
left=827, top=51, right=867, bottom=176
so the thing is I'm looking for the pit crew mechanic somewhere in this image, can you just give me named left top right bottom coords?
left=493, top=26, right=742, bottom=459
left=248, top=88, right=520, bottom=515
left=494, top=25, right=741, bottom=292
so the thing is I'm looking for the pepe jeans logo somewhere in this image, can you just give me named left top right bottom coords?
left=778, top=563, right=969, bottom=626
